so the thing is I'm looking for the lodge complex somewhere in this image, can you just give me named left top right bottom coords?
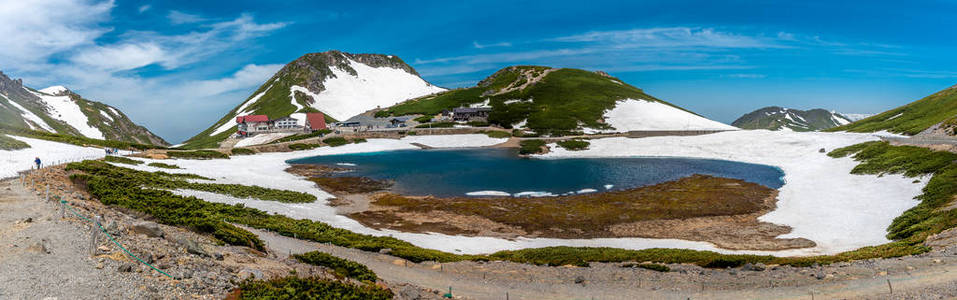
left=235, top=112, right=327, bottom=137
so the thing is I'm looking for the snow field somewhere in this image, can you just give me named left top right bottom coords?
left=0, top=136, right=105, bottom=179
left=233, top=132, right=296, bottom=147
left=27, top=88, right=104, bottom=139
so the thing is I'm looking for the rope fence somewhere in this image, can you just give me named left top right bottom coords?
left=20, top=168, right=175, bottom=279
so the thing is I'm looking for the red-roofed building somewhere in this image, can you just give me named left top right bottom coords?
left=304, top=112, right=327, bottom=131
left=236, top=114, right=271, bottom=136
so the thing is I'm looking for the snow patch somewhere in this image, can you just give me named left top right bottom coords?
left=234, top=132, right=295, bottom=147
left=26, top=88, right=104, bottom=139
left=335, top=162, right=356, bottom=167
left=2, top=94, right=54, bottom=131
left=401, top=134, right=506, bottom=148
left=603, top=99, right=738, bottom=132
left=99, top=110, right=114, bottom=122
left=513, top=191, right=556, bottom=197
left=466, top=191, right=511, bottom=197
left=40, top=85, right=68, bottom=95
left=577, top=188, right=598, bottom=194
left=305, top=59, right=446, bottom=121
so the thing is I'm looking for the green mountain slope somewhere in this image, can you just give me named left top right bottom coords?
left=829, top=84, right=957, bottom=135
left=0, top=71, right=168, bottom=146
left=379, top=66, right=702, bottom=133
left=732, top=106, right=851, bottom=131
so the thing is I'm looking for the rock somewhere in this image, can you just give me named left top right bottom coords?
left=574, top=276, right=585, bottom=284
left=238, top=268, right=264, bottom=280
left=214, top=252, right=224, bottom=261
left=96, top=262, right=104, bottom=269
left=819, top=148, right=826, bottom=153
left=23, top=217, right=33, bottom=223
left=26, top=239, right=51, bottom=254
left=378, top=248, right=393, bottom=254
left=933, top=259, right=942, bottom=263
left=118, top=264, right=134, bottom=272
left=171, top=236, right=207, bottom=257
left=741, top=263, right=766, bottom=271
left=815, top=272, right=826, bottom=280
left=131, top=222, right=164, bottom=238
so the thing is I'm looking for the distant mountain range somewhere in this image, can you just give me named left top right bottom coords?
left=732, top=107, right=852, bottom=131
left=0, top=71, right=168, bottom=146
left=830, top=84, right=957, bottom=136
left=181, top=50, right=445, bottom=149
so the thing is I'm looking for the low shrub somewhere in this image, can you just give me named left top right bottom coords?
left=230, top=148, right=255, bottom=155
left=295, top=251, right=378, bottom=282
left=104, top=156, right=143, bottom=165
left=519, top=139, right=546, bottom=155
left=622, top=263, right=670, bottom=272
left=467, top=121, right=489, bottom=127
left=322, top=137, right=350, bottom=147
left=484, top=131, right=511, bottom=138
left=147, top=162, right=179, bottom=169
left=289, top=143, right=322, bottom=151
left=167, top=150, right=229, bottom=160
left=352, top=138, right=367, bottom=144
left=556, top=139, right=589, bottom=151
left=0, top=134, right=29, bottom=150
left=413, top=115, right=433, bottom=123
left=238, top=276, right=393, bottom=300
left=415, top=122, right=455, bottom=128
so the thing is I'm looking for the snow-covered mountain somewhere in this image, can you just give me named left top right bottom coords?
left=183, top=50, right=445, bottom=148
left=731, top=106, right=852, bottom=132
left=0, top=71, right=168, bottom=146
left=380, top=66, right=735, bottom=133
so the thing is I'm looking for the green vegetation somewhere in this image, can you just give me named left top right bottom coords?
left=147, top=162, right=180, bottom=169
left=621, top=263, right=671, bottom=272
left=484, top=131, right=511, bottom=138
left=271, top=129, right=333, bottom=144
left=295, top=251, right=378, bottom=282
left=467, top=121, right=489, bottom=127
left=104, top=156, right=143, bottom=165
left=352, top=138, right=367, bottom=144
left=415, top=121, right=454, bottom=128
left=230, top=148, right=255, bottom=155
left=829, top=85, right=957, bottom=135
left=289, top=143, right=323, bottom=151
left=413, top=115, right=433, bottom=123
left=167, top=150, right=229, bottom=160
left=380, top=66, right=675, bottom=134
left=556, top=139, right=590, bottom=151
left=519, top=139, right=546, bottom=155
left=0, top=134, right=29, bottom=150
left=322, top=137, right=350, bottom=147
left=238, top=277, right=392, bottom=300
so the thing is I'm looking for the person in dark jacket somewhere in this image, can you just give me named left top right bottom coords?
left=34, top=157, right=41, bottom=169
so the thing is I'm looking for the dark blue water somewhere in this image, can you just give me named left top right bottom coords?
left=288, top=148, right=784, bottom=197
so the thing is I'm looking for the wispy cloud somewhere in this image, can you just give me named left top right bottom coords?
left=473, top=41, right=511, bottom=49
left=138, top=4, right=151, bottom=13
left=0, top=0, right=113, bottom=70
left=722, top=73, right=767, bottom=79
left=552, top=27, right=788, bottom=49
left=167, top=10, right=206, bottom=24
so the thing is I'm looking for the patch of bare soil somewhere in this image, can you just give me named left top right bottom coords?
left=337, top=174, right=813, bottom=251
left=285, top=164, right=352, bottom=177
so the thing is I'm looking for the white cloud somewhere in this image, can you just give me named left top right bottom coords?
left=183, top=64, right=284, bottom=97
left=0, top=0, right=113, bottom=69
left=473, top=41, right=512, bottom=49
left=70, top=43, right=167, bottom=71
left=138, top=4, right=151, bottom=13
left=167, top=10, right=206, bottom=24
left=70, top=14, right=287, bottom=71
left=552, top=27, right=786, bottom=49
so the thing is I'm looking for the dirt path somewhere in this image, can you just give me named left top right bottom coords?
left=246, top=224, right=957, bottom=299
left=0, top=176, right=187, bottom=299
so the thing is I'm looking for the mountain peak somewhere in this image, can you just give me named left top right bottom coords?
left=40, top=85, right=70, bottom=95
left=733, top=106, right=851, bottom=131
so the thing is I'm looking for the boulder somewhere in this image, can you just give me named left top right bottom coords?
left=741, top=263, right=766, bottom=271
left=118, top=264, right=134, bottom=272
left=131, top=222, right=164, bottom=238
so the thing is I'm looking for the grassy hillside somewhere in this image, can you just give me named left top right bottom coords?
left=829, top=85, right=957, bottom=135
left=379, top=66, right=678, bottom=133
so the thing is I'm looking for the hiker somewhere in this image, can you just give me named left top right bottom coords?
left=34, top=157, right=41, bottom=169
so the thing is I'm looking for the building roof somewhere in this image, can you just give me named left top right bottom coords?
left=453, top=107, right=491, bottom=113
left=305, top=112, right=327, bottom=130
left=236, top=115, right=269, bottom=123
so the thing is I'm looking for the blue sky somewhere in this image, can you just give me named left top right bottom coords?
left=2, top=0, right=957, bottom=143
